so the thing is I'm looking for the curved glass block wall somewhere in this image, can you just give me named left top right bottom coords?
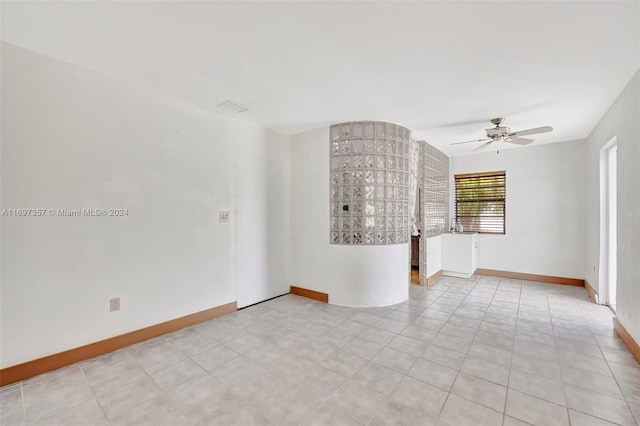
left=330, top=121, right=411, bottom=245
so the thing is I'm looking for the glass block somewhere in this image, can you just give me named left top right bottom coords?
left=404, top=127, right=411, bottom=141
left=331, top=232, right=339, bottom=244
left=376, top=122, right=386, bottom=137
left=365, top=123, right=375, bottom=137
left=353, top=170, right=363, bottom=184
left=353, top=186, right=362, bottom=199
left=387, top=171, right=396, bottom=184
left=353, top=231, right=362, bottom=245
left=353, top=201, right=363, bottom=215
left=341, top=171, right=351, bottom=184
left=353, top=155, right=363, bottom=168
left=387, top=155, right=396, bottom=169
left=365, top=231, right=374, bottom=245
left=331, top=186, right=339, bottom=199
left=342, top=232, right=351, bottom=244
left=387, top=216, right=395, bottom=230
left=330, top=125, right=340, bottom=140
left=353, top=216, right=362, bottom=230
left=342, top=186, right=350, bottom=200
left=396, top=216, right=403, bottom=229
left=331, top=216, right=339, bottom=230
left=365, top=155, right=374, bottom=168
left=342, top=156, right=350, bottom=169
left=365, top=185, right=375, bottom=199
left=341, top=216, right=351, bottom=230
left=365, top=215, right=375, bottom=228
left=376, top=155, right=385, bottom=169
left=353, top=138, right=363, bottom=153
left=340, top=123, right=351, bottom=138
left=341, top=140, right=351, bottom=154
left=387, top=186, right=394, bottom=199
left=376, top=139, right=386, bottom=153
left=376, top=171, right=385, bottom=184
left=387, top=201, right=395, bottom=214
left=387, top=140, right=396, bottom=155
left=331, top=157, right=339, bottom=170
left=365, top=170, right=374, bottom=184
left=331, top=202, right=340, bottom=215
left=388, top=124, right=396, bottom=139
left=376, top=231, right=385, bottom=244
left=375, top=186, right=385, bottom=199
left=376, top=216, right=385, bottom=230
left=331, top=141, right=340, bottom=154
left=364, top=138, right=375, bottom=152
left=331, top=172, right=340, bottom=185
left=352, top=123, right=363, bottom=137
left=388, top=231, right=396, bottom=244
left=376, top=201, right=385, bottom=214
left=395, top=231, right=403, bottom=244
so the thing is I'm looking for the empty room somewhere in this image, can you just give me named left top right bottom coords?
left=1, top=1, right=639, bottom=425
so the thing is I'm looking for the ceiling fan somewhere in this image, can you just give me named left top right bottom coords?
left=451, top=117, right=553, bottom=152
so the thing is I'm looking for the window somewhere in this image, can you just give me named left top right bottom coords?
left=454, top=171, right=506, bottom=234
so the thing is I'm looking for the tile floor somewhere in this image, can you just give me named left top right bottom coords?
left=1, top=275, right=639, bottom=426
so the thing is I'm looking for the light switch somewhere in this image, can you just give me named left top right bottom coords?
left=219, top=211, right=229, bottom=222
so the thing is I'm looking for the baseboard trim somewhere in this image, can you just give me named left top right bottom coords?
left=613, top=318, right=640, bottom=365
left=0, top=301, right=237, bottom=387
left=584, top=279, right=598, bottom=303
left=427, top=270, right=443, bottom=286
left=290, top=286, right=329, bottom=303
left=475, top=268, right=584, bottom=286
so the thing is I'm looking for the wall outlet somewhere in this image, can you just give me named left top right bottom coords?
left=109, top=297, right=120, bottom=312
left=219, top=211, right=229, bottom=222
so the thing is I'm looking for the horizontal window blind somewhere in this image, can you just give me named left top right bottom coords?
left=455, top=171, right=506, bottom=234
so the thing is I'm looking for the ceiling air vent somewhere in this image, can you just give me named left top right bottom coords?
left=217, top=100, right=249, bottom=114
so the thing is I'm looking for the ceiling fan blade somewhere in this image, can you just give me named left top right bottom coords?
left=473, top=141, right=493, bottom=151
left=505, top=137, right=534, bottom=145
left=510, top=126, right=553, bottom=137
left=451, top=138, right=491, bottom=146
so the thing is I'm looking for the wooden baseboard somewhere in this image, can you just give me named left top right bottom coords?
left=475, top=268, right=584, bottom=286
left=613, top=318, right=640, bottom=365
left=427, top=270, right=443, bottom=286
left=290, top=286, right=329, bottom=303
left=584, top=279, right=598, bottom=303
left=0, top=301, right=237, bottom=387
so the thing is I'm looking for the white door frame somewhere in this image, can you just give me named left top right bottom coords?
left=598, top=135, right=617, bottom=309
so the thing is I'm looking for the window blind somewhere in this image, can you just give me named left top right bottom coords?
left=454, top=171, right=506, bottom=234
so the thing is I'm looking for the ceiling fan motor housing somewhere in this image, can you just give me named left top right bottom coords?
left=486, top=126, right=510, bottom=138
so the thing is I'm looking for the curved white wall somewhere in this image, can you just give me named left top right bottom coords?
left=291, top=127, right=409, bottom=307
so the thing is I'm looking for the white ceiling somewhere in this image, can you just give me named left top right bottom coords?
left=2, top=1, right=639, bottom=156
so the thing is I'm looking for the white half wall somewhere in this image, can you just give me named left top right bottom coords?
left=0, top=43, right=290, bottom=367
left=425, top=235, right=442, bottom=279
left=585, top=69, right=640, bottom=343
left=290, top=127, right=409, bottom=307
left=450, top=140, right=586, bottom=279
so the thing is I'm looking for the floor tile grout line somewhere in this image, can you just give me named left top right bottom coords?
left=77, top=361, right=110, bottom=424
left=19, top=381, right=26, bottom=425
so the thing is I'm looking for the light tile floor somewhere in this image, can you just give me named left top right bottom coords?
left=2, top=275, right=639, bottom=425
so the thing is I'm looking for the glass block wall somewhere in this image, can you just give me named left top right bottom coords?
left=420, top=142, right=450, bottom=284
left=330, top=121, right=411, bottom=245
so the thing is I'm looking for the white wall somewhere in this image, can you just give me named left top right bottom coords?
left=290, top=127, right=409, bottom=307
left=0, top=43, right=290, bottom=367
left=450, top=140, right=586, bottom=279
left=425, top=235, right=442, bottom=279
left=585, top=70, right=639, bottom=342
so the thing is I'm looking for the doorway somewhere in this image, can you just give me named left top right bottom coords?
left=599, top=136, right=617, bottom=311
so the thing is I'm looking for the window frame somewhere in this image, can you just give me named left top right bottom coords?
left=454, top=170, right=506, bottom=235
